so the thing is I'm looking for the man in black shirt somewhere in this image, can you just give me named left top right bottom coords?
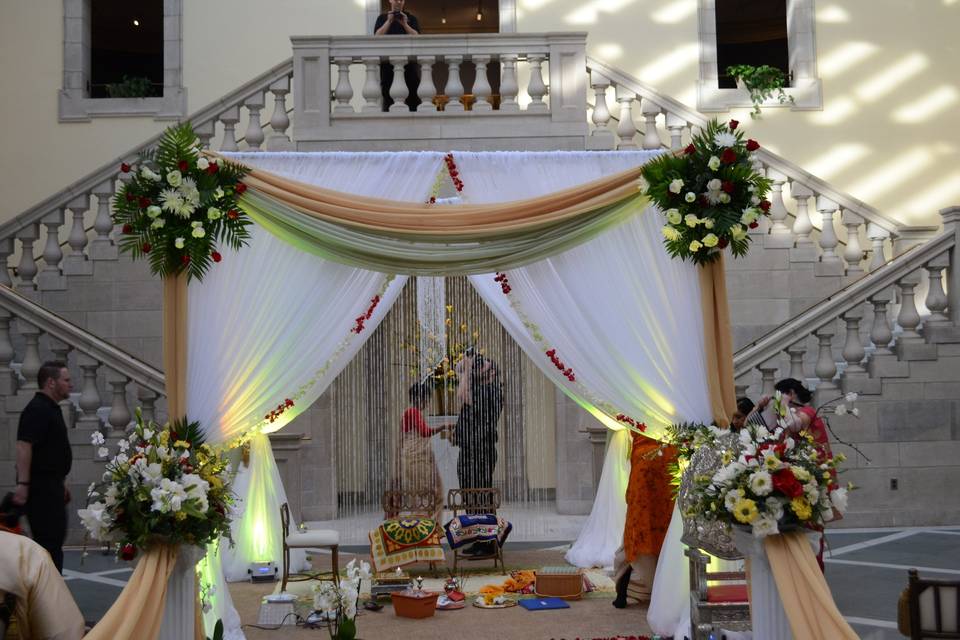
left=373, top=0, right=422, bottom=111
left=13, top=361, right=74, bottom=573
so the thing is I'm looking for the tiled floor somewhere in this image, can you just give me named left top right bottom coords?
left=60, top=525, right=960, bottom=637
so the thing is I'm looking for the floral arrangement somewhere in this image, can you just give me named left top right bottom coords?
left=112, top=123, right=252, bottom=281
left=399, top=303, right=483, bottom=388
left=727, top=64, right=795, bottom=118
left=312, top=558, right=371, bottom=640
left=686, top=392, right=851, bottom=537
left=639, top=119, right=773, bottom=265
left=79, top=410, right=234, bottom=559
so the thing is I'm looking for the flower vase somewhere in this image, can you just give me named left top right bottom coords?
left=730, top=528, right=792, bottom=640
left=158, top=545, right=206, bottom=640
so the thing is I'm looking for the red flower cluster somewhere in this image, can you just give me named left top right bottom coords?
left=428, top=196, right=437, bottom=204
left=614, top=414, right=647, bottom=432
left=729, top=119, right=740, bottom=130
left=227, top=209, right=239, bottom=220
left=120, top=162, right=132, bottom=173
left=494, top=272, right=512, bottom=295
left=546, top=349, right=575, bottom=382
left=206, top=160, right=219, bottom=175
left=211, top=251, right=222, bottom=263
left=235, top=182, right=247, bottom=195
left=720, top=148, right=737, bottom=164
left=265, top=398, right=295, bottom=423
left=351, top=294, right=382, bottom=334
left=772, top=468, right=804, bottom=498
left=177, top=160, right=189, bottom=172
left=444, top=153, right=464, bottom=192
left=120, top=543, right=137, bottom=561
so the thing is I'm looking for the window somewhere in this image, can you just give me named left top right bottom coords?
left=697, top=0, right=821, bottom=113
left=60, top=0, right=186, bottom=121
left=366, top=0, right=515, bottom=34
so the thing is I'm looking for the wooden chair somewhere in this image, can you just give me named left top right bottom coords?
left=905, top=569, right=960, bottom=639
left=374, top=489, right=445, bottom=575
left=279, top=502, right=339, bottom=592
left=685, top=546, right=751, bottom=640
left=447, top=487, right=507, bottom=573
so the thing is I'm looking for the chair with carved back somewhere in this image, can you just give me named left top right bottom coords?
left=902, top=568, right=960, bottom=639
left=369, top=489, right=445, bottom=576
left=446, top=487, right=510, bottom=574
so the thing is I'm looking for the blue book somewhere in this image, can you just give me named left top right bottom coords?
left=518, top=597, right=570, bottom=611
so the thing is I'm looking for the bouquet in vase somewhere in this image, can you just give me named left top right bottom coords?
left=312, top=559, right=372, bottom=640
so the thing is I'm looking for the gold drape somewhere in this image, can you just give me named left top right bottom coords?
left=699, top=257, right=736, bottom=427
left=162, top=273, right=188, bottom=420
left=765, top=532, right=859, bottom=639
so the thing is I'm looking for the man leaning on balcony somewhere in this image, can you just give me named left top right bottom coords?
left=374, top=0, right=422, bottom=112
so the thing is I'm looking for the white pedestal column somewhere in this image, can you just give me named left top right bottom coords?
left=731, top=528, right=793, bottom=640
left=159, top=546, right=206, bottom=640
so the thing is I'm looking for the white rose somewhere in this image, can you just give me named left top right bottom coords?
left=751, top=513, right=779, bottom=538
left=689, top=240, right=703, bottom=252
left=685, top=214, right=700, bottom=227
left=702, top=218, right=715, bottom=229
left=174, top=237, right=185, bottom=249
left=702, top=233, right=719, bottom=248
left=197, top=157, right=210, bottom=171
left=665, top=208, right=682, bottom=225
left=707, top=178, right=722, bottom=192
left=708, top=155, right=721, bottom=171
left=166, top=170, right=183, bottom=187
left=207, top=207, right=222, bottom=221
left=146, top=205, right=162, bottom=219
left=685, top=192, right=697, bottom=203
left=719, top=192, right=731, bottom=204
left=669, top=179, right=684, bottom=194
left=192, top=226, right=206, bottom=238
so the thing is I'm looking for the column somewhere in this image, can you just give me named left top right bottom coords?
left=15, top=224, right=40, bottom=293
left=106, top=371, right=132, bottom=432
left=841, top=210, right=865, bottom=276
left=869, top=293, right=894, bottom=354
left=765, top=169, right=792, bottom=249
left=18, top=321, right=42, bottom=391
left=587, top=70, right=614, bottom=149
left=388, top=56, right=410, bottom=113
left=361, top=57, right=382, bottom=113
left=665, top=112, right=687, bottom=151
left=813, top=327, right=837, bottom=398
left=786, top=340, right=807, bottom=381
left=923, top=254, right=950, bottom=326
left=866, top=223, right=890, bottom=272
left=76, top=355, right=102, bottom=430
left=841, top=309, right=866, bottom=373
left=895, top=272, right=923, bottom=343
left=218, top=106, right=240, bottom=152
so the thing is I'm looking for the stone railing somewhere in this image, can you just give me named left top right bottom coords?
left=732, top=207, right=959, bottom=400
left=0, top=284, right=165, bottom=433
left=583, top=57, right=940, bottom=276
left=0, top=58, right=296, bottom=291
left=291, top=33, right=588, bottom=150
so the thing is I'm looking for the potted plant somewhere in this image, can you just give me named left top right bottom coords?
left=726, top=65, right=795, bottom=118
left=106, top=75, right=158, bottom=98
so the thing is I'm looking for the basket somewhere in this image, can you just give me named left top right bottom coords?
left=534, top=566, right=583, bottom=600
left=391, top=589, right=439, bottom=619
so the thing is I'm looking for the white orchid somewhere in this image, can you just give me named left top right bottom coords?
left=845, top=392, right=859, bottom=403
left=835, top=404, right=848, bottom=415
left=78, top=502, right=113, bottom=541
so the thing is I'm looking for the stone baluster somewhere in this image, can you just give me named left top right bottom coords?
left=242, top=92, right=266, bottom=151
left=841, top=210, right=865, bottom=276
left=640, top=98, right=663, bottom=150
left=444, top=55, right=466, bottom=112
left=614, top=85, right=638, bottom=150
left=0, top=238, right=13, bottom=288
left=588, top=71, right=614, bottom=148
left=923, top=253, right=950, bottom=326
left=48, top=338, right=75, bottom=428
left=38, top=209, right=66, bottom=291
left=64, top=194, right=93, bottom=276
left=332, top=58, right=354, bottom=114
left=194, top=120, right=216, bottom=150
left=869, top=292, right=894, bottom=353
left=218, top=106, right=240, bottom=152
left=841, top=308, right=866, bottom=373
left=734, top=380, right=750, bottom=402
left=790, top=183, right=815, bottom=249
left=942, top=206, right=960, bottom=328
left=499, top=55, right=519, bottom=112
left=816, top=196, right=840, bottom=263
left=106, top=371, right=132, bottom=432
left=765, top=169, right=792, bottom=248
left=759, top=362, right=778, bottom=397
left=18, top=321, right=42, bottom=391
left=266, top=76, right=292, bottom=150
left=472, top=55, right=493, bottom=111
left=786, top=340, right=807, bottom=381
left=76, top=355, right=102, bottom=429
left=417, top=56, right=437, bottom=113
left=665, top=113, right=686, bottom=151
left=388, top=56, right=410, bottom=113
left=526, top=54, right=548, bottom=112
left=138, top=386, right=159, bottom=426
left=0, top=311, right=16, bottom=395
left=867, top=223, right=890, bottom=272
left=361, top=57, right=382, bottom=112
left=16, top=224, right=40, bottom=293
left=813, top=328, right=838, bottom=398
left=895, top=272, right=923, bottom=343
left=90, top=180, right=118, bottom=260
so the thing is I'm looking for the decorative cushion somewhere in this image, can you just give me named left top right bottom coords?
left=444, top=514, right=512, bottom=550
left=286, top=529, right=339, bottom=548
left=706, top=584, right=748, bottom=603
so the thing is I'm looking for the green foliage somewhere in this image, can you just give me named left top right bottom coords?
left=207, top=619, right=224, bottom=640
left=106, top=75, right=156, bottom=98
left=112, top=123, right=252, bottom=282
left=640, top=119, right=772, bottom=265
left=726, top=65, right=795, bottom=118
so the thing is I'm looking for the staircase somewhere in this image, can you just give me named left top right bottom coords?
left=0, top=33, right=957, bottom=541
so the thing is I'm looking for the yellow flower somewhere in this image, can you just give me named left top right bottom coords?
left=835, top=453, right=847, bottom=463
left=764, top=456, right=781, bottom=471
left=459, top=324, right=467, bottom=332
left=721, top=451, right=734, bottom=465
left=445, top=305, right=454, bottom=313
left=733, top=498, right=759, bottom=524
left=790, top=497, right=813, bottom=520
left=702, top=233, right=719, bottom=248
left=822, top=471, right=831, bottom=480
left=159, top=431, right=170, bottom=446
left=175, top=511, right=188, bottom=521
left=208, top=476, right=223, bottom=490
left=445, top=318, right=452, bottom=326
left=792, top=467, right=811, bottom=482
left=174, top=440, right=191, bottom=449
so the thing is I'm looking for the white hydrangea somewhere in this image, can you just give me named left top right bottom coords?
left=91, top=431, right=105, bottom=446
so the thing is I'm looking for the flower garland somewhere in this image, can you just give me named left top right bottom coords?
left=493, top=271, right=512, bottom=294
left=615, top=414, right=646, bottom=432
left=351, top=295, right=382, bottom=334
left=444, top=153, right=464, bottom=192
left=112, top=123, right=252, bottom=281
left=265, top=398, right=295, bottom=424
left=639, top=119, right=772, bottom=265
left=546, top=349, right=576, bottom=382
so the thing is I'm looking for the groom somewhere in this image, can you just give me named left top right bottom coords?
left=454, top=351, right=503, bottom=490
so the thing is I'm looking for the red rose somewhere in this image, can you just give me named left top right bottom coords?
left=178, top=160, right=189, bottom=172
left=227, top=209, right=239, bottom=220
left=142, top=242, right=151, bottom=253
left=772, top=468, right=804, bottom=498
left=181, top=254, right=191, bottom=264
left=120, top=163, right=131, bottom=173
left=699, top=195, right=709, bottom=207
left=206, top=162, right=219, bottom=175
left=684, top=144, right=696, bottom=155
left=235, top=182, right=247, bottom=194
left=721, top=148, right=737, bottom=164
left=728, top=119, right=739, bottom=130
left=138, top=197, right=151, bottom=209
left=211, top=251, right=222, bottom=263
left=759, top=199, right=772, bottom=212
left=718, top=237, right=729, bottom=249
left=749, top=221, right=759, bottom=229
left=745, top=139, right=760, bottom=152
left=122, top=224, right=133, bottom=234
left=721, top=180, right=735, bottom=194
left=125, top=192, right=135, bottom=202
left=120, top=544, right=137, bottom=561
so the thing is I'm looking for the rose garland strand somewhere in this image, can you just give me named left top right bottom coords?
left=444, top=153, right=464, bottom=192
left=352, top=294, right=382, bottom=334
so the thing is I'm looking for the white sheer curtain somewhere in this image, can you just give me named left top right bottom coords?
left=190, top=152, right=442, bottom=637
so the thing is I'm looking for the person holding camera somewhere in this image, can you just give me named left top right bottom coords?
left=373, top=0, right=422, bottom=111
